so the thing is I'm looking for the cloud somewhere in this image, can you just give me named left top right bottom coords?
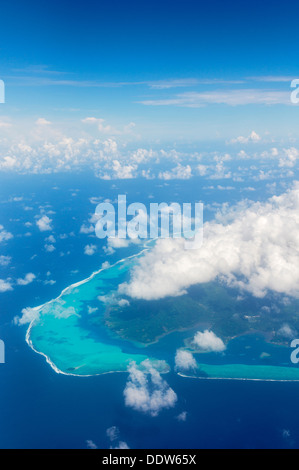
left=103, top=237, right=140, bottom=255
left=45, top=244, right=56, bottom=252
left=277, top=324, right=296, bottom=339
left=175, top=350, right=197, bottom=371
left=82, top=117, right=135, bottom=136
left=99, top=159, right=137, bottom=180
left=0, top=117, right=294, bottom=183
left=7, top=74, right=241, bottom=89
left=209, top=161, right=231, bottom=179
left=0, top=156, right=17, bottom=170
left=158, top=164, right=192, bottom=180
left=82, top=117, right=115, bottom=134
left=84, top=244, right=97, bottom=255
left=105, top=426, right=129, bottom=449
left=36, top=215, right=52, bottom=231
left=45, top=235, right=56, bottom=243
left=0, top=225, right=13, bottom=242
left=14, top=307, right=39, bottom=325
left=108, top=238, right=132, bottom=249
left=43, top=279, right=56, bottom=285
left=0, top=279, right=13, bottom=292
left=123, top=360, right=177, bottom=416
left=248, top=76, right=294, bottom=83
left=197, top=164, right=208, bottom=176
left=80, top=224, right=95, bottom=234
left=139, top=89, right=290, bottom=107
left=279, top=147, right=299, bottom=168
left=16, top=272, right=36, bottom=286
left=120, top=183, right=299, bottom=300
left=35, top=118, right=51, bottom=126
left=9, top=73, right=289, bottom=89
left=192, top=330, right=226, bottom=352
left=106, top=426, right=119, bottom=442
left=0, top=255, right=11, bottom=266
left=111, top=441, right=130, bottom=449
left=86, top=440, right=97, bottom=449
left=230, top=130, right=261, bottom=144
left=176, top=411, right=188, bottom=422
left=0, top=119, right=12, bottom=129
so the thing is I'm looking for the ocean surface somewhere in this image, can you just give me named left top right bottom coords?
left=1, top=172, right=299, bottom=448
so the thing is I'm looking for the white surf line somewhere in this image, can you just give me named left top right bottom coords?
left=177, top=372, right=299, bottom=383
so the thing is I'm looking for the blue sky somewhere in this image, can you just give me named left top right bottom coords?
left=0, top=0, right=299, bottom=141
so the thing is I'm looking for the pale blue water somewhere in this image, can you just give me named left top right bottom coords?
left=1, top=172, right=299, bottom=448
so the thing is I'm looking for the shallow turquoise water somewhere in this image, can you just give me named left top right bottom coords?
left=184, top=363, right=299, bottom=381
left=27, top=247, right=299, bottom=381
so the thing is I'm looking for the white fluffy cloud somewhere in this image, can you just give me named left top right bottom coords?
left=105, top=426, right=130, bottom=449
left=140, top=89, right=290, bottom=107
left=86, top=440, right=97, bottom=449
left=0, top=255, right=11, bottom=266
left=80, top=224, right=95, bottom=234
left=45, top=244, right=56, bottom=252
left=106, top=426, right=119, bottom=442
left=45, top=235, right=56, bottom=243
left=17, top=272, right=36, bottom=286
left=0, top=118, right=295, bottom=182
left=35, top=118, right=51, bottom=126
left=107, top=238, right=131, bottom=249
left=14, top=307, right=39, bottom=325
left=279, top=147, right=299, bottom=168
left=158, top=164, right=192, bottom=180
left=192, top=330, right=226, bottom=352
left=111, top=441, right=130, bottom=449
left=82, top=117, right=135, bottom=136
left=103, top=237, right=140, bottom=255
left=0, top=279, right=13, bottom=292
left=120, top=183, right=299, bottom=300
left=175, top=349, right=197, bottom=371
left=36, top=215, right=52, bottom=231
left=0, top=225, right=13, bottom=242
left=176, top=411, right=188, bottom=422
left=277, top=324, right=296, bottom=339
left=84, top=244, right=97, bottom=255
left=123, top=360, right=177, bottom=416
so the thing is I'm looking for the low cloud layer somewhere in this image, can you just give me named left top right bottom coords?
left=16, top=272, right=36, bottom=286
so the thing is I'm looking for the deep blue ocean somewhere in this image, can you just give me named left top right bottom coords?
left=1, top=172, right=299, bottom=449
